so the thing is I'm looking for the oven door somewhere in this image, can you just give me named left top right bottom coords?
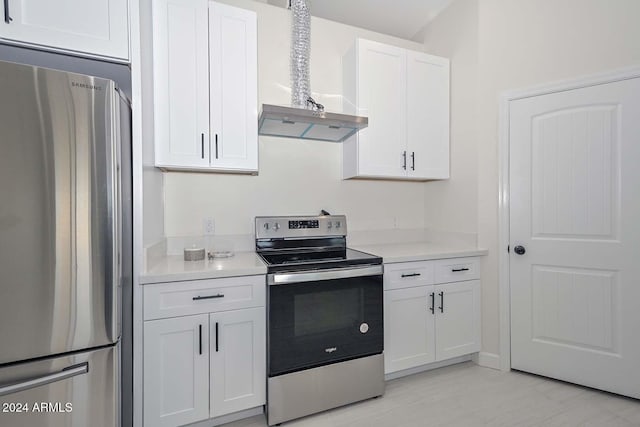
left=268, top=265, right=383, bottom=377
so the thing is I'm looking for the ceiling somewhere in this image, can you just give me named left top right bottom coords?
left=265, top=0, right=453, bottom=40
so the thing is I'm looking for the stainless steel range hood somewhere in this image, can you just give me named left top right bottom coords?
left=257, top=0, right=368, bottom=143
left=258, top=104, right=368, bottom=142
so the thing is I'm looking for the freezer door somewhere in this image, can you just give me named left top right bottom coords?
left=0, top=345, right=118, bottom=427
left=0, top=60, right=121, bottom=365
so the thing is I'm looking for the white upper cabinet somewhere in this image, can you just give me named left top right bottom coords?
left=153, top=0, right=210, bottom=169
left=407, top=51, right=450, bottom=179
left=343, top=39, right=449, bottom=180
left=209, top=2, right=258, bottom=172
left=153, top=0, right=258, bottom=173
left=348, top=40, right=407, bottom=178
left=0, top=0, right=129, bottom=61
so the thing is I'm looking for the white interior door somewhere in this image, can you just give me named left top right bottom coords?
left=509, top=77, right=640, bottom=399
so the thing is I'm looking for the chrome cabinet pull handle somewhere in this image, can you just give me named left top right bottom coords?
left=429, top=292, right=435, bottom=314
left=439, top=291, right=444, bottom=313
left=402, top=151, right=407, bottom=170
left=411, top=151, right=415, bottom=170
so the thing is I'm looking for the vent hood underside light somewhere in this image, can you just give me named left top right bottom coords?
left=258, top=104, right=368, bottom=142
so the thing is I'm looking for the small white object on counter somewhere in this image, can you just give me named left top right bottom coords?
left=141, top=251, right=267, bottom=284
left=351, top=242, right=487, bottom=264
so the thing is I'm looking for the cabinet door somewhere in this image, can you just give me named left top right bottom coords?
left=356, top=39, right=407, bottom=178
left=0, top=0, right=128, bottom=60
left=210, top=307, right=265, bottom=418
left=434, top=280, right=480, bottom=361
left=384, top=286, right=435, bottom=374
left=209, top=2, right=258, bottom=172
left=407, top=52, right=450, bottom=179
left=153, top=0, right=210, bottom=169
left=144, top=314, right=209, bottom=427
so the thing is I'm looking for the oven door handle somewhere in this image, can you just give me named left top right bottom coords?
left=268, top=265, right=383, bottom=285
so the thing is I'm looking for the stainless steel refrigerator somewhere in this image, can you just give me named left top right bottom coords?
left=0, top=60, right=132, bottom=427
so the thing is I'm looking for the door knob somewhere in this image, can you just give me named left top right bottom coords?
left=514, top=245, right=526, bottom=255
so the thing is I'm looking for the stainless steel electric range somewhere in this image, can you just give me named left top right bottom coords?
left=255, top=215, right=385, bottom=426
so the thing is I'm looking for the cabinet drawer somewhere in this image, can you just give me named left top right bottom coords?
left=433, top=257, right=480, bottom=284
left=384, top=261, right=434, bottom=290
left=144, top=275, right=265, bottom=320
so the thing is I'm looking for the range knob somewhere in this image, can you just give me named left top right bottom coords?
left=327, top=221, right=333, bottom=229
left=273, top=222, right=280, bottom=231
left=263, top=223, right=270, bottom=230
left=335, top=221, right=341, bottom=229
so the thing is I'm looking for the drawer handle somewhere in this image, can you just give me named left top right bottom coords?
left=401, top=273, right=421, bottom=278
left=193, top=294, right=225, bottom=301
left=451, top=268, right=470, bottom=272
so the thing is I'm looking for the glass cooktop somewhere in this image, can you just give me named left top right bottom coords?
left=258, top=248, right=381, bottom=273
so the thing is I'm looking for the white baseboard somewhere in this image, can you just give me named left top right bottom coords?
left=212, top=407, right=264, bottom=426
left=384, top=355, right=472, bottom=381
left=472, top=352, right=501, bottom=370
left=187, top=406, right=264, bottom=427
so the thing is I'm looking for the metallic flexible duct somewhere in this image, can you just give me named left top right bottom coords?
left=290, top=0, right=311, bottom=109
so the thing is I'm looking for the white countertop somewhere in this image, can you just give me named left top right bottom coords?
left=140, top=251, right=267, bottom=284
left=351, top=242, right=488, bottom=263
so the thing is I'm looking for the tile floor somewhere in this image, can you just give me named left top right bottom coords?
left=224, top=362, right=640, bottom=427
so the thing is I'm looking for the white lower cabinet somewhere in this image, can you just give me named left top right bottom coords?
left=210, top=307, right=265, bottom=418
left=384, top=258, right=481, bottom=375
left=143, top=276, right=266, bottom=427
left=384, top=286, right=435, bottom=372
left=144, top=314, right=210, bottom=427
left=434, top=280, right=481, bottom=361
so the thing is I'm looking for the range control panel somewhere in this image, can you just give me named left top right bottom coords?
left=255, top=215, right=346, bottom=239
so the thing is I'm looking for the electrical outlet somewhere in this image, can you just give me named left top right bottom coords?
left=203, top=218, right=215, bottom=235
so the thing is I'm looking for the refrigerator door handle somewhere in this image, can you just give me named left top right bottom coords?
left=110, top=88, right=123, bottom=341
left=0, top=363, right=88, bottom=397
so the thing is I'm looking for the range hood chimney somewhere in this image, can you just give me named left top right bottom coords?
left=258, top=0, right=367, bottom=142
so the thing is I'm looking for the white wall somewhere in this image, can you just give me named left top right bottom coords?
left=140, top=0, right=164, bottom=247
left=162, top=0, right=429, bottom=238
left=418, top=0, right=479, bottom=236
left=424, top=0, right=640, bottom=359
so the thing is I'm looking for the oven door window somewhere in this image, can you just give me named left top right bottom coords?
left=268, top=274, right=383, bottom=377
